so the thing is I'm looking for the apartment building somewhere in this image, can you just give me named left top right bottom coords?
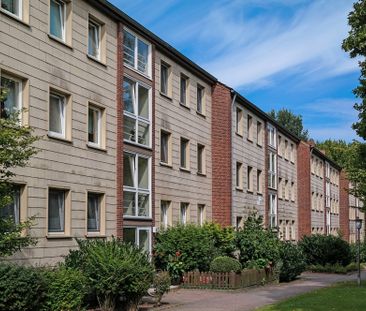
left=349, top=188, right=365, bottom=243
left=0, top=0, right=118, bottom=264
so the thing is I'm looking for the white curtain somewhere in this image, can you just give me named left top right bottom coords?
left=87, top=195, right=100, bottom=232
left=49, top=190, right=64, bottom=232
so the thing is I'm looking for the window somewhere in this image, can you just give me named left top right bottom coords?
left=123, top=227, right=151, bottom=253
left=290, top=143, right=294, bottom=163
left=326, top=162, right=330, bottom=178
left=49, top=91, right=66, bottom=139
left=247, top=166, right=253, bottom=191
left=247, top=114, right=253, bottom=141
left=88, top=18, right=101, bottom=60
left=160, top=200, right=171, bottom=229
left=198, top=204, right=205, bottom=226
left=291, top=182, right=295, bottom=202
left=257, top=170, right=262, bottom=194
left=284, top=140, right=288, bottom=160
left=278, top=178, right=283, bottom=199
left=285, top=220, right=290, bottom=240
left=196, top=84, right=205, bottom=114
left=278, top=135, right=282, bottom=156
left=236, top=108, right=243, bottom=136
left=236, top=216, right=243, bottom=230
left=180, top=74, right=188, bottom=106
left=160, top=130, right=171, bottom=165
left=236, top=162, right=243, bottom=189
left=123, top=77, right=151, bottom=147
left=87, top=192, right=104, bottom=233
left=267, top=124, right=276, bottom=148
left=123, top=29, right=150, bottom=76
left=269, top=194, right=277, bottom=228
left=50, top=0, right=66, bottom=41
left=197, top=144, right=205, bottom=174
left=0, top=74, right=22, bottom=119
left=180, top=137, right=190, bottom=169
left=285, top=180, right=289, bottom=200
left=1, top=0, right=21, bottom=18
left=257, top=121, right=263, bottom=146
left=123, top=153, right=150, bottom=218
left=48, top=188, right=69, bottom=233
left=160, top=62, right=170, bottom=95
left=268, top=152, right=277, bottom=189
left=180, top=202, right=189, bottom=224
left=88, top=104, right=104, bottom=147
left=291, top=221, right=296, bottom=240
left=0, top=185, right=21, bottom=225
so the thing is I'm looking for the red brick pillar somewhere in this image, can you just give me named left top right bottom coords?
left=211, top=83, right=232, bottom=226
left=297, top=141, right=311, bottom=238
left=339, top=170, right=350, bottom=241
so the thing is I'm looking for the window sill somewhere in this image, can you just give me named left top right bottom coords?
left=257, top=192, right=263, bottom=196
left=256, top=143, right=263, bottom=148
left=247, top=138, right=253, bottom=143
left=87, top=54, right=107, bottom=67
left=247, top=190, right=254, bottom=194
left=179, top=102, right=190, bottom=110
left=87, top=143, right=107, bottom=152
left=235, top=132, right=243, bottom=138
left=196, top=111, right=206, bottom=118
left=0, top=9, right=30, bottom=27
left=85, top=233, right=106, bottom=238
left=48, top=133, right=72, bottom=144
left=46, top=234, right=72, bottom=239
left=48, top=34, right=73, bottom=50
left=159, top=92, right=172, bottom=101
left=235, top=187, right=243, bottom=192
left=123, top=216, right=153, bottom=221
left=197, top=172, right=206, bottom=177
left=160, top=162, right=173, bottom=168
left=179, top=167, right=191, bottom=173
left=279, top=197, right=283, bottom=201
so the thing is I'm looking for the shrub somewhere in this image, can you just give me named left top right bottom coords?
left=299, top=234, right=352, bottom=266
left=202, top=223, right=236, bottom=256
left=235, top=214, right=281, bottom=268
left=43, top=267, right=89, bottom=311
left=152, top=271, right=171, bottom=306
left=0, top=262, right=46, bottom=311
left=154, top=224, right=218, bottom=274
left=210, top=256, right=242, bottom=273
left=64, top=238, right=154, bottom=311
left=279, top=242, right=306, bottom=282
left=350, top=241, right=366, bottom=263
left=308, top=262, right=362, bottom=274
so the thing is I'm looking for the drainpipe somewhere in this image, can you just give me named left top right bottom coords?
left=230, top=90, right=237, bottom=227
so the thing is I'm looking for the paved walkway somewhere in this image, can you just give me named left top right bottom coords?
left=158, top=271, right=366, bottom=311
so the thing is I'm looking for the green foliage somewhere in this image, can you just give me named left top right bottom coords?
left=209, top=256, right=242, bottom=273
left=350, top=240, right=366, bottom=262
left=235, top=214, right=281, bottom=268
left=64, top=238, right=154, bottom=311
left=279, top=242, right=306, bottom=282
left=343, top=0, right=366, bottom=140
left=202, top=222, right=236, bottom=255
left=308, top=263, right=360, bottom=274
left=268, top=108, right=309, bottom=141
left=154, top=224, right=218, bottom=274
left=152, top=271, right=171, bottom=306
left=0, top=262, right=47, bottom=311
left=299, top=234, right=352, bottom=267
left=43, top=267, right=89, bottom=311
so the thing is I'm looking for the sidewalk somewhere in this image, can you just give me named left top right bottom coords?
left=155, top=271, right=366, bottom=311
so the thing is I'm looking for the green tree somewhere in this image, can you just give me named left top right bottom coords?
left=268, top=108, right=309, bottom=141
left=343, top=0, right=366, bottom=140
left=0, top=85, right=39, bottom=257
left=315, top=139, right=350, bottom=168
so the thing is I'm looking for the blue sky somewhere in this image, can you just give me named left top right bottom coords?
left=110, top=0, right=361, bottom=142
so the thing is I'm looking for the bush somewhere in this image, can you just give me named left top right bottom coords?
left=64, top=238, right=154, bottom=311
left=299, top=234, right=352, bottom=266
left=154, top=224, right=218, bottom=274
left=0, top=262, right=46, bottom=311
left=210, top=256, right=242, bottom=273
left=202, top=223, right=236, bottom=256
left=235, top=214, right=281, bottom=268
left=152, top=271, right=171, bottom=306
left=350, top=241, right=366, bottom=263
left=279, top=242, right=306, bottom=282
left=308, top=262, right=362, bottom=274
left=43, top=267, right=89, bottom=311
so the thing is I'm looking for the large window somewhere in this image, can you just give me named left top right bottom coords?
left=267, top=124, right=276, bottom=148
left=0, top=74, right=22, bottom=119
left=88, top=104, right=103, bottom=147
left=123, top=77, right=150, bottom=147
left=0, top=185, right=20, bottom=225
left=268, top=152, right=277, bottom=189
left=123, top=227, right=151, bottom=253
left=88, top=18, right=101, bottom=60
left=123, top=29, right=150, bottom=76
left=269, top=194, right=277, bottom=229
left=50, top=0, right=66, bottom=41
left=1, top=0, right=22, bottom=18
left=160, top=130, right=171, bottom=165
left=49, top=91, right=66, bottom=139
left=160, top=62, right=170, bottom=95
left=87, top=193, right=103, bottom=233
left=180, top=137, right=190, bottom=169
left=180, top=74, right=188, bottom=106
left=123, top=152, right=150, bottom=218
left=196, top=84, right=205, bottom=114
left=48, top=188, right=67, bottom=233
left=197, top=144, right=205, bottom=175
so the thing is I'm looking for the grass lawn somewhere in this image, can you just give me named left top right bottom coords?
left=257, top=282, right=366, bottom=311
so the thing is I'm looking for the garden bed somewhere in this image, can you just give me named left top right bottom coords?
left=182, top=268, right=276, bottom=289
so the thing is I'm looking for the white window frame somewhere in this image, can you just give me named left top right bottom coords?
left=123, top=76, right=152, bottom=148
left=160, top=201, right=170, bottom=229
left=87, top=192, right=102, bottom=233
left=267, top=124, right=276, bottom=148
left=123, top=226, right=152, bottom=254
left=196, top=84, right=205, bottom=114
left=268, top=152, right=277, bottom=190
left=269, top=194, right=277, bottom=229
left=180, top=74, right=188, bottom=106
left=88, top=105, right=102, bottom=147
left=180, top=202, right=189, bottom=225
left=49, top=91, right=66, bottom=139
left=123, top=152, right=151, bottom=219
left=0, top=73, right=23, bottom=121
left=88, top=18, right=101, bottom=60
left=0, top=0, right=22, bottom=19
left=123, top=28, right=152, bottom=77
left=50, top=0, right=66, bottom=42
left=198, top=204, right=205, bottom=226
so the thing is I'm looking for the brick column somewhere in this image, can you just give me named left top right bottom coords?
left=339, top=170, right=350, bottom=241
left=211, top=83, right=232, bottom=226
left=297, top=141, right=311, bottom=238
